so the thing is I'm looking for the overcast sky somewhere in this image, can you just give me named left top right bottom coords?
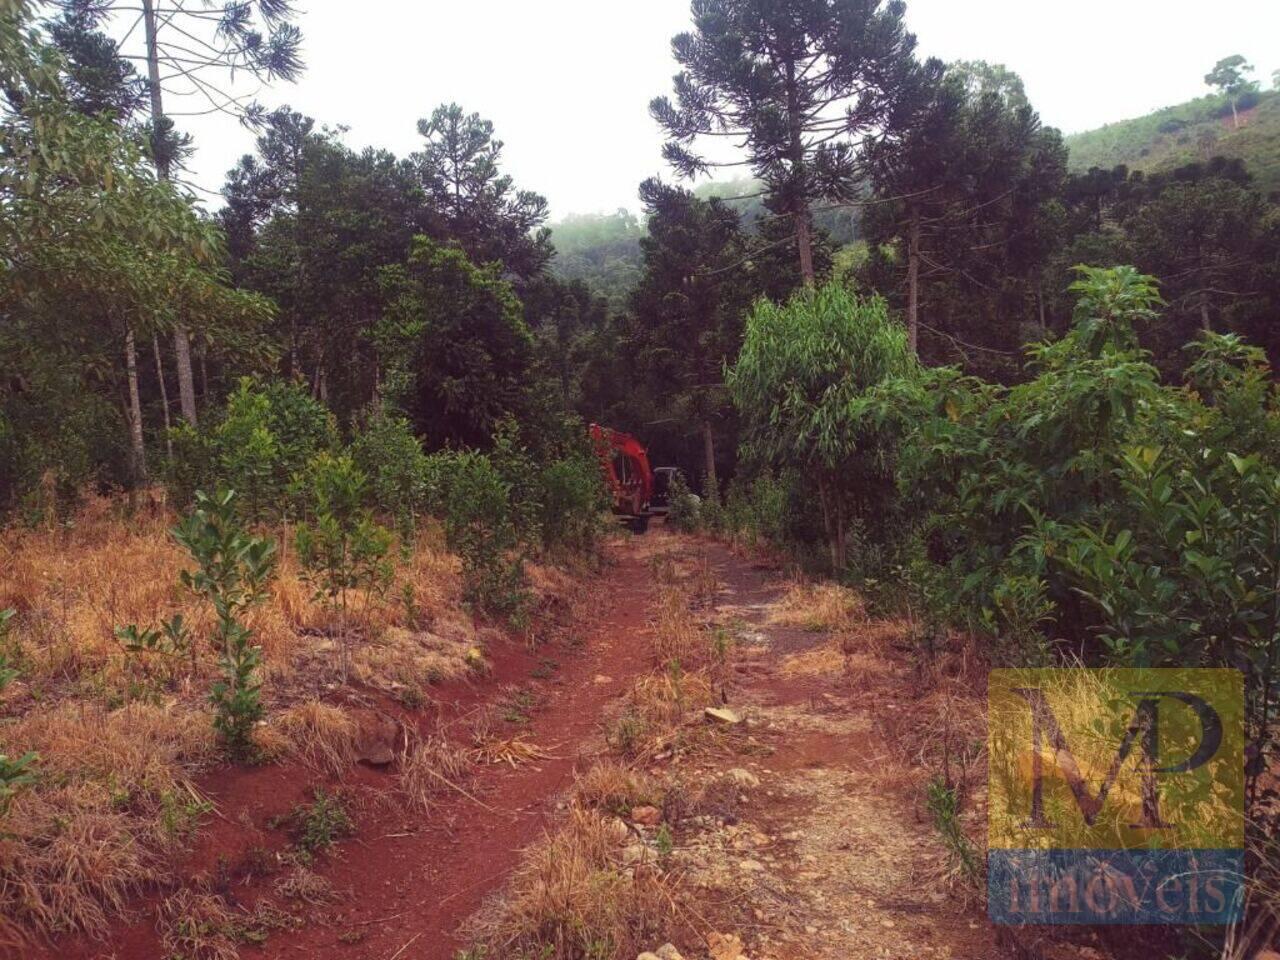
left=157, top=0, right=1280, bottom=219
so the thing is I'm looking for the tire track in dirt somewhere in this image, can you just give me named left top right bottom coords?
left=253, top=536, right=660, bottom=960
left=15, top=536, right=660, bottom=960
left=654, top=537, right=1006, bottom=960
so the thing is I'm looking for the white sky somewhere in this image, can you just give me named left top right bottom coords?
left=156, top=0, right=1280, bottom=218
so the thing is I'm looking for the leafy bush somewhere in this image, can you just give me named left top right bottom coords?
left=167, top=378, right=336, bottom=519
left=0, top=608, right=38, bottom=817
left=722, top=472, right=790, bottom=548
left=727, top=283, right=918, bottom=572
left=349, top=410, right=429, bottom=538
left=865, top=266, right=1280, bottom=793
left=425, top=451, right=527, bottom=615
left=664, top=472, right=700, bottom=533
left=294, top=453, right=393, bottom=675
left=538, top=453, right=607, bottom=553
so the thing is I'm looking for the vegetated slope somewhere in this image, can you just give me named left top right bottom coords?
left=548, top=210, right=645, bottom=308
left=1065, top=89, right=1280, bottom=192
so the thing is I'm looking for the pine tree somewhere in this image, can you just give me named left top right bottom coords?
left=651, top=0, right=919, bottom=283
left=53, top=0, right=304, bottom=427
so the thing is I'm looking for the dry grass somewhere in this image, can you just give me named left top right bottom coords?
left=270, top=700, right=360, bottom=775
left=158, top=888, right=240, bottom=960
left=352, top=625, right=476, bottom=692
left=468, top=808, right=679, bottom=960
left=771, top=581, right=865, bottom=635
left=274, top=866, right=334, bottom=905
left=0, top=498, right=471, bottom=946
left=0, top=700, right=217, bottom=939
left=472, top=734, right=557, bottom=768
left=571, top=762, right=661, bottom=816
left=398, top=733, right=472, bottom=813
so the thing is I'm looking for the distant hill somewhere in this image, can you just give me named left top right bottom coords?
left=1065, top=89, right=1280, bottom=194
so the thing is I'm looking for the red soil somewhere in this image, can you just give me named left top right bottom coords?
left=16, top=539, right=657, bottom=960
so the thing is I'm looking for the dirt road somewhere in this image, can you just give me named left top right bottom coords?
left=22, top=529, right=1003, bottom=960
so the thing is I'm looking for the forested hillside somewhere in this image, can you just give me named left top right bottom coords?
left=1066, top=88, right=1280, bottom=194
left=3, top=1, right=1280, bottom=958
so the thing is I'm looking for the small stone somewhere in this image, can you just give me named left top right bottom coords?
left=704, top=706, right=743, bottom=725
left=654, top=945, right=685, bottom=960
left=352, top=711, right=400, bottom=766
left=594, top=674, right=613, bottom=684
left=880, top=919, right=895, bottom=928
left=726, top=767, right=760, bottom=788
left=738, top=858, right=765, bottom=872
left=631, top=805, right=662, bottom=826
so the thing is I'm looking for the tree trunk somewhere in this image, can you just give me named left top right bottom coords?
left=817, top=474, right=837, bottom=572
left=1201, top=295, right=1212, bottom=332
left=782, top=56, right=815, bottom=286
left=173, top=325, right=198, bottom=425
left=906, top=210, right=921, bottom=354
left=701, top=419, right=718, bottom=498
left=142, top=0, right=199, bottom=424
left=199, top=344, right=209, bottom=409
left=795, top=209, right=815, bottom=284
left=152, top=333, right=173, bottom=459
left=834, top=497, right=846, bottom=572
left=1231, top=98, right=1239, bottom=130
left=125, top=326, right=147, bottom=483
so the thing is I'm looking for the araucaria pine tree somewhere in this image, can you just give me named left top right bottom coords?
left=651, top=0, right=920, bottom=283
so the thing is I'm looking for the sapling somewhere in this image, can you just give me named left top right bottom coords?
left=294, top=454, right=392, bottom=677
left=173, top=489, right=277, bottom=761
left=114, top=614, right=194, bottom=674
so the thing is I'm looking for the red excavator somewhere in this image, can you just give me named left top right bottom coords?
left=590, top=423, right=654, bottom=532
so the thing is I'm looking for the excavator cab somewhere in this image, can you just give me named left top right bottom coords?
left=589, top=424, right=654, bottom=532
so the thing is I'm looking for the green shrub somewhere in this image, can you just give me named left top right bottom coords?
left=294, top=453, right=393, bottom=675
left=0, top=608, right=38, bottom=818
left=425, top=450, right=526, bottom=615
left=172, top=489, right=277, bottom=761
left=723, top=472, right=790, bottom=548
left=538, top=453, right=607, bottom=553
left=665, top=472, right=700, bottom=533
left=167, top=378, right=336, bottom=519
left=727, top=283, right=919, bottom=572
left=881, top=266, right=1280, bottom=794
left=349, top=410, right=429, bottom=539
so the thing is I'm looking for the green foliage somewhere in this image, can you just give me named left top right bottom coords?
left=0, top=750, right=39, bottom=819
left=173, top=489, right=277, bottom=760
left=425, top=450, right=526, bottom=615
left=925, top=778, right=981, bottom=886
left=170, top=378, right=336, bottom=519
left=727, top=282, right=918, bottom=571
left=1064, top=88, right=1280, bottom=194
left=664, top=472, right=701, bottom=534
left=376, top=236, right=535, bottom=449
left=723, top=472, right=791, bottom=548
left=114, top=614, right=193, bottom=668
left=548, top=209, right=644, bottom=309
left=283, top=789, right=353, bottom=855
left=842, top=267, right=1280, bottom=793
left=349, top=410, right=429, bottom=538
left=294, top=453, right=393, bottom=674
left=537, top=453, right=607, bottom=554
